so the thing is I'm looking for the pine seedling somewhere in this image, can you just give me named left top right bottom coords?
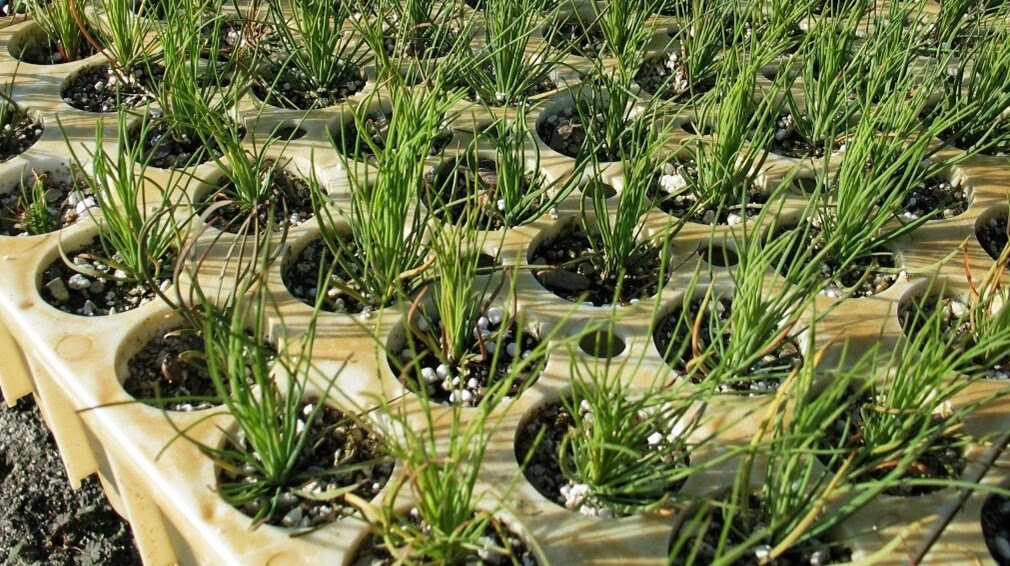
left=23, top=0, right=87, bottom=62
left=350, top=393, right=535, bottom=563
left=62, top=112, right=187, bottom=284
left=666, top=54, right=783, bottom=223
left=558, top=336, right=715, bottom=515
left=581, top=113, right=670, bottom=302
left=90, top=0, right=158, bottom=76
left=782, top=15, right=861, bottom=155
left=322, top=84, right=465, bottom=311
left=931, top=26, right=1010, bottom=155
left=17, top=172, right=60, bottom=235
left=461, top=0, right=566, bottom=107
left=261, top=0, right=367, bottom=109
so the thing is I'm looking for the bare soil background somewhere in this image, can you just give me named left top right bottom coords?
left=0, top=391, right=140, bottom=565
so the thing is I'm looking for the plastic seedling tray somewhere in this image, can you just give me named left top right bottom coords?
left=2, top=1, right=1010, bottom=564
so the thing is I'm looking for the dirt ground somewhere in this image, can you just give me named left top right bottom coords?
left=0, top=392, right=141, bottom=565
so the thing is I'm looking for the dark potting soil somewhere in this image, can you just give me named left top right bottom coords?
left=219, top=403, right=393, bottom=530
left=897, top=294, right=970, bottom=343
left=655, top=0, right=691, bottom=15
left=128, top=117, right=228, bottom=169
left=0, top=395, right=140, bottom=565
left=668, top=495, right=852, bottom=565
left=252, top=61, right=365, bottom=110
left=461, top=73, right=557, bottom=107
left=897, top=175, right=968, bottom=221
left=544, top=18, right=604, bottom=58
left=333, top=111, right=454, bottom=162
left=769, top=113, right=830, bottom=159
left=425, top=157, right=545, bottom=230
left=61, top=63, right=154, bottom=113
left=132, top=0, right=173, bottom=20
left=284, top=237, right=376, bottom=315
left=382, top=27, right=457, bottom=59
left=389, top=307, right=543, bottom=407
left=537, top=105, right=626, bottom=162
left=0, top=107, right=42, bottom=163
left=0, top=171, right=91, bottom=236
left=982, top=493, right=1010, bottom=565
left=123, top=325, right=219, bottom=412
left=652, top=296, right=801, bottom=394
left=124, top=324, right=280, bottom=411
left=978, top=213, right=1008, bottom=261
left=39, top=239, right=173, bottom=316
left=201, top=19, right=276, bottom=60
left=200, top=163, right=313, bottom=233
left=530, top=222, right=670, bottom=306
left=352, top=511, right=539, bottom=566
left=634, top=53, right=713, bottom=101
left=777, top=223, right=898, bottom=298
left=516, top=402, right=688, bottom=518
left=896, top=295, right=1010, bottom=380
left=12, top=30, right=96, bottom=65
left=820, top=392, right=967, bottom=497
left=648, top=160, right=767, bottom=225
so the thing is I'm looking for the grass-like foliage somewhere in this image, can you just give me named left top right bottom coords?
left=465, top=109, right=586, bottom=228
left=559, top=341, right=713, bottom=515
left=92, top=0, right=158, bottom=74
left=582, top=115, right=666, bottom=289
left=0, top=77, right=27, bottom=153
left=962, top=248, right=1010, bottom=373
left=262, top=0, right=368, bottom=108
left=848, top=3, right=928, bottom=107
left=667, top=0, right=737, bottom=94
left=63, top=113, right=186, bottom=283
left=322, top=84, right=464, bottom=311
left=147, top=0, right=246, bottom=155
left=596, top=0, right=659, bottom=72
left=662, top=205, right=826, bottom=389
left=173, top=239, right=373, bottom=527
left=816, top=316, right=999, bottom=496
left=573, top=61, right=644, bottom=162
left=920, top=0, right=1000, bottom=52
left=409, top=216, right=499, bottom=372
left=931, top=26, right=1010, bottom=154
left=350, top=398, right=534, bottom=563
left=670, top=344, right=863, bottom=564
left=17, top=172, right=61, bottom=235
left=460, top=0, right=566, bottom=107
left=24, top=0, right=87, bottom=62
left=206, top=130, right=292, bottom=229
left=676, top=55, right=783, bottom=216
left=783, top=14, right=860, bottom=151
left=791, top=81, right=963, bottom=288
